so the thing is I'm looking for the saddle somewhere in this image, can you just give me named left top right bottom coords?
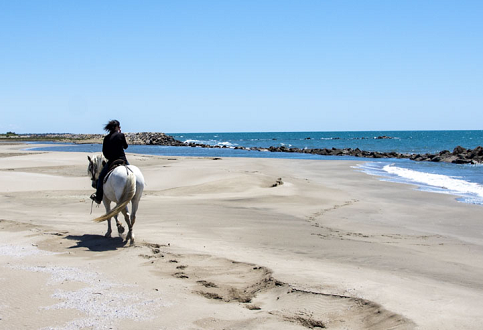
left=103, top=159, right=129, bottom=184
left=108, top=159, right=126, bottom=171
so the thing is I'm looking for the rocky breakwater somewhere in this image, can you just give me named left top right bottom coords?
left=125, top=132, right=185, bottom=146
left=71, top=132, right=185, bottom=146
left=190, top=143, right=482, bottom=164
left=409, top=146, right=483, bottom=164
left=262, top=145, right=483, bottom=164
left=262, top=146, right=412, bottom=160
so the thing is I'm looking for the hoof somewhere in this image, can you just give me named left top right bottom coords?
left=126, top=231, right=134, bottom=245
left=117, top=225, right=125, bottom=234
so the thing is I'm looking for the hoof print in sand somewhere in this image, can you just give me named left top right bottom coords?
left=141, top=243, right=415, bottom=329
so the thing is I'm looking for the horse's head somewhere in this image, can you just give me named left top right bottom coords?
left=87, top=155, right=106, bottom=188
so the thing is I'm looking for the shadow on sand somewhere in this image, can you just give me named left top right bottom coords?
left=64, top=234, right=127, bottom=251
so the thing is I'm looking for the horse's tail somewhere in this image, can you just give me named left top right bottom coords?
left=93, top=170, right=136, bottom=223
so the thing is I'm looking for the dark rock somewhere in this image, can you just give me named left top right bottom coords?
left=469, top=146, right=483, bottom=158
left=453, top=159, right=472, bottom=164
left=375, top=136, right=393, bottom=139
left=453, top=146, right=467, bottom=155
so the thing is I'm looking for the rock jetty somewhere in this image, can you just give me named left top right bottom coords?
left=185, top=142, right=483, bottom=164
left=262, top=145, right=482, bottom=164
left=125, top=132, right=185, bottom=146
left=408, top=146, right=483, bottom=164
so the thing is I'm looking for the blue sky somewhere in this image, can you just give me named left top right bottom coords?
left=1, top=1, right=482, bottom=134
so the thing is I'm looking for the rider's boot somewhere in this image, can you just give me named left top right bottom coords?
left=90, top=193, right=102, bottom=204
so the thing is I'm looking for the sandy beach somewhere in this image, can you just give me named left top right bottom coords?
left=1, top=143, right=482, bottom=330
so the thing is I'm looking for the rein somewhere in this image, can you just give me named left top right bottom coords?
left=90, top=199, right=100, bottom=214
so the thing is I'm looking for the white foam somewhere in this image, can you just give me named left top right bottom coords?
left=379, top=164, right=483, bottom=205
left=354, top=162, right=483, bottom=205
left=383, top=165, right=483, bottom=199
left=183, top=139, right=202, bottom=144
left=184, top=139, right=236, bottom=147
left=217, top=141, right=234, bottom=146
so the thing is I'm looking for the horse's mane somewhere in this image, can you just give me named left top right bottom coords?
left=88, top=154, right=106, bottom=179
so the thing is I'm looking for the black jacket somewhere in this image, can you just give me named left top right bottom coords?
left=102, top=131, right=128, bottom=163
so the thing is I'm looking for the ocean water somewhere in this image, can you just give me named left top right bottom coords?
left=172, top=130, right=482, bottom=154
left=28, top=130, right=483, bottom=206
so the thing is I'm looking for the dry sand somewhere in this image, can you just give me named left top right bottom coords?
left=0, top=143, right=482, bottom=329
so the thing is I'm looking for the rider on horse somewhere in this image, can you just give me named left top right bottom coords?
left=90, top=119, right=129, bottom=204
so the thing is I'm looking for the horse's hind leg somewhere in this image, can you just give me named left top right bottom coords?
left=114, top=214, right=125, bottom=235
left=130, top=198, right=140, bottom=227
left=121, top=206, right=134, bottom=244
left=104, top=201, right=113, bottom=238
left=106, top=219, right=112, bottom=238
left=127, top=198, right=141, bottom=245
left=104, top=200, right=124, bottom=238
left=115, top=209, right=126, bottom=236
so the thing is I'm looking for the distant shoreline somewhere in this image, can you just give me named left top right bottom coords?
left=0, top=132, right=184, bottom=146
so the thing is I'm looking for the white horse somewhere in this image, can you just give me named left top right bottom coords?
left=87, top=155, right=145, bottom=245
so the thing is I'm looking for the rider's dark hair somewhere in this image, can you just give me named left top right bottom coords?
left=104, top=120, right=120, bottom=133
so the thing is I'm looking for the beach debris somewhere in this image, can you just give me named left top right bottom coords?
left=271, top=178, right=284, bottom=187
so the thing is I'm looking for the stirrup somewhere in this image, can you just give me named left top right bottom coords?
left=90, top=193, right=102, bottom=204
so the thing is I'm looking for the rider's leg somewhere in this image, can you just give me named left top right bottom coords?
left=91, top=163, right=109, bottom=203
